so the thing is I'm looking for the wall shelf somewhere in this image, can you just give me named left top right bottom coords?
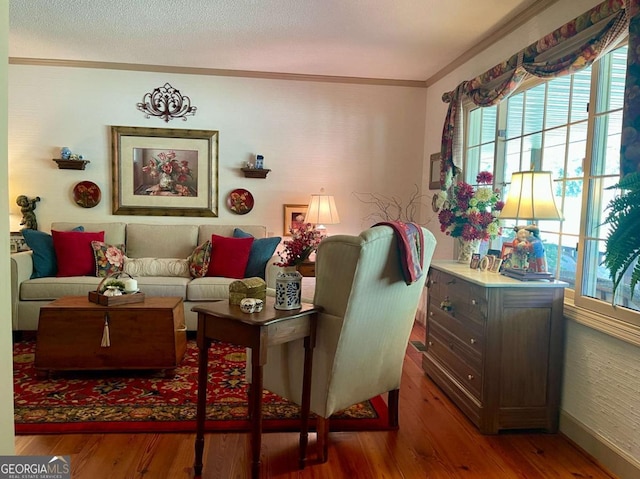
left=241, top=167, right=270, bottom=178
left=53, top=159, right=90, bottom=170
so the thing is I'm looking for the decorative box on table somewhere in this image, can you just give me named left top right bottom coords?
left=88, top=272, right=145, bottom=306
left=229, top=277, right=267, bottom=305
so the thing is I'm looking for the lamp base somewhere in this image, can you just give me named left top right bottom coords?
left=501, top=267, right=554, bottom=281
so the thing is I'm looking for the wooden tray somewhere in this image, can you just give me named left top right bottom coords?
left=88, top=291, right=145, bottom=306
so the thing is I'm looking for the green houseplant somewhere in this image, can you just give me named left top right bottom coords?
left=602, top=171, right=640, bottom=302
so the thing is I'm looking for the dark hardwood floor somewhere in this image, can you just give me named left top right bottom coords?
left=14, top=323, right=616, bottom=478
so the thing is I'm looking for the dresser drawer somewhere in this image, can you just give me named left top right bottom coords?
left=428, top=269, right=488, bottom=323
left=427, top=319, right=483, bottom=399
left=428, top=306, right=484, bottom=356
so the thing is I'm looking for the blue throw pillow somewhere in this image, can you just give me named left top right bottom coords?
left=233, top=228, right=281, bottom=279
left=22, top=226, right=84, bottom=278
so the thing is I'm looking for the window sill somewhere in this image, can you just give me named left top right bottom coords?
left=564, top=297, right=640, bottom=347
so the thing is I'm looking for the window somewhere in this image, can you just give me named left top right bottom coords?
left=464, top=44, right=640, bottom=327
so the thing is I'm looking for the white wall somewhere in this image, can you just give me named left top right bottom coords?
left=422, top=0, right=640, bottom=476
left=1, top=0, right=16, bottom=454
left=8, top=66, right=428, bottom=237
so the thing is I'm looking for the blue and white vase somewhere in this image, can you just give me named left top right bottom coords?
left=274, top=267, right=302, bottom=310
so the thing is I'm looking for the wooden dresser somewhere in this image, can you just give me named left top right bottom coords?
left=422, top=260, right=566, bottom=434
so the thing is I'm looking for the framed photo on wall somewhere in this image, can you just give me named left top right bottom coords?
left=429, top=152, right=441, bottom=190
left=283, top=204, right=308, bottom=236
left=111, top=126, right=219, bottom=217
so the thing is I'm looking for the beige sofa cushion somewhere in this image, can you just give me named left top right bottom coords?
left=187, top=277, right=236, bottom=301
left=198, top=225, right=266, bottom=244
left=130, top=276, right=190, bottom=299
left=51, top=222, right=126, bottom=246
left=20, top=276, right=102, bottom=300
left=126, top=223, right=198, bottom=258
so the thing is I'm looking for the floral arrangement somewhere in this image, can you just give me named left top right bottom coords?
left=276, top=223, right=324, bottom=267
left=437, top=171, right=504, bottom=241
left=142, top=150, right=192, bottom=184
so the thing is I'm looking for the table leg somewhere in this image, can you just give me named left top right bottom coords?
left=250, top=356, right=263, bottom=479
left=193, top=340, right=209, bottom=476
left=298, top=334, right=314, bottom=469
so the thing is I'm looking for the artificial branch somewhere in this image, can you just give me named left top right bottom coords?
left=352, top=184, right=434, bottom=225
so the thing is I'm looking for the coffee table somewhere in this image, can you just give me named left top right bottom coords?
left=192, top=297, right=320, bottom=479
left=35, top=296, right=187, bottom=378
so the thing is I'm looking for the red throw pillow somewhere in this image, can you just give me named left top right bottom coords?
left=207, top=234, right=254, bottom=279
left=52, top=230, right=105, bottom=277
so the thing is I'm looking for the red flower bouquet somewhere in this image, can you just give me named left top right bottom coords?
left=276, top=223, right=324, bottom=267
left=438, top=171, right=504, bottom=241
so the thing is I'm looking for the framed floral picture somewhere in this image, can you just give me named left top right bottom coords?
left=283, top=204, right=308, bottom=236
left=111, top=126, right=219, bottom=217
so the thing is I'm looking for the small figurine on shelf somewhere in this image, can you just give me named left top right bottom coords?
left=16, top=195, right=41, bottom=231
left=60, top=146, right=84, bottom=161
left=255, top=154, right=264, bottom=169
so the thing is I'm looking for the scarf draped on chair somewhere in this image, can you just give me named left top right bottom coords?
left=373, top=221, right=424, bottom=285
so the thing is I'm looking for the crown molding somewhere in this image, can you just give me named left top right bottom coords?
left=8, top=57, right=427, bottom=88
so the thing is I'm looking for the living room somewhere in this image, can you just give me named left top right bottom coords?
left=1, top=0, right=640, bottom=478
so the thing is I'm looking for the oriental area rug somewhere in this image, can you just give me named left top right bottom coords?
left=13, top=338, right=388, bottom=435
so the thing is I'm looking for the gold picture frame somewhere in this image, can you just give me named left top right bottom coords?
left=429, top=152, right=441, bottom=190
left=283, top=204, right=308, bottom=236
left=111, top=126, right=219, bottom=217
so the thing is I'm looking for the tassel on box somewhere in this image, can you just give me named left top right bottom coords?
left=101, top=313, right=111, bottom=348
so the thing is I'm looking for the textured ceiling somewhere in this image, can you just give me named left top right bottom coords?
left=10, top=0, right=543, bottom=82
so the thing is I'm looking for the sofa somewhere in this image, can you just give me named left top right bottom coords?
left=10, top=222, right=282, bottom=331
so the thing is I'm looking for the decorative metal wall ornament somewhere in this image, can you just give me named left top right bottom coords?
left=136, top=83, right=197, bottom=123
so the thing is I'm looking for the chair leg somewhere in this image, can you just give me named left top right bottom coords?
left=317, top=416, right=330, bottom=463
left=388, top=389, right=399, bottom=429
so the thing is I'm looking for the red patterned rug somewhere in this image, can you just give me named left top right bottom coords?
left=13, top=338, right=388, bottom=435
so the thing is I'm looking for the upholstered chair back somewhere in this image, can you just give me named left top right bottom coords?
left=263, top=224, right=437, bottom=418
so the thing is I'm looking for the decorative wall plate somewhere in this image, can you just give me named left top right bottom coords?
left=73, top=181, right=101, bottom=208
left=227, top=188, right=254, bottom=215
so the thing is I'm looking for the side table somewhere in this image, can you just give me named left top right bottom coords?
left=192, top=297, right=320, bottom=479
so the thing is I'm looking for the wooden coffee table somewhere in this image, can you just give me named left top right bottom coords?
left=35, top=296, right=187, bottom=378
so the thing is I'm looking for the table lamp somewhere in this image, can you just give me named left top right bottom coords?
left=498, top=170, right=563, bottom=280
left=304, top=193, right=340, bottom=235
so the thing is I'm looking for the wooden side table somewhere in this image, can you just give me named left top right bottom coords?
left=192, top=297, right=320, bottom=479
left=297, top=259, right=316, bottom=277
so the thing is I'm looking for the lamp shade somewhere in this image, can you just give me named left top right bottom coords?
left=304, top=195, right=340, bottom=226
left=499, top=171, right=563, bottom=221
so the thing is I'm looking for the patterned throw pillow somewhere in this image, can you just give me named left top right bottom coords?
left=187, top=241, right=212, bottom=278
left=91, top=241, right=126, bottom=277
left=123, top=257, right=191, bottom=277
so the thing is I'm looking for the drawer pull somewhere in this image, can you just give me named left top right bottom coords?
left=471, top=299, right=477, bottom=306
left=429, top=311, right=434, bottom=317
left=467, top=374, right=474, bottom=381
left=447, top=279, right=456, bottom=285
left=449, top=342, right=454, bottom=349
left=428, top=341, right=433, bottom=347
left=470, top=338, right=477, bottom=344
left=440, top=297, right=453, bottom=312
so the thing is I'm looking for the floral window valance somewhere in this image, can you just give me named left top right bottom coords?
left=439, top=0, right=632, bottom=190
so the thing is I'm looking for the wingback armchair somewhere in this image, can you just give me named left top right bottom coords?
left=262, top=224, right=437, bottom=462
